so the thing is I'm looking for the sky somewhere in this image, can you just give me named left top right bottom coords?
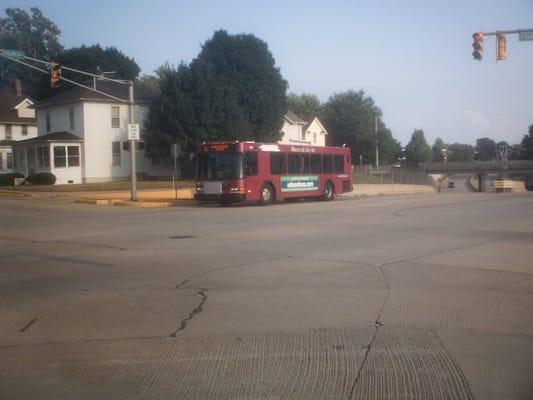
left=2, top=0, right=532, bottom=146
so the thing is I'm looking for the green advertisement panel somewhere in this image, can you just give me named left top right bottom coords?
left=281, top=176, right=319, bottom=192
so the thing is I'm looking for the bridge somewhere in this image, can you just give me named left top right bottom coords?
left=422, top=160, right=533, bottom=191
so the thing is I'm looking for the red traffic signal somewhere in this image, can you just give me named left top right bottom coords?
left=472, top=32, right=484, bottom=61
left=50, top=62, right=61, bottom=88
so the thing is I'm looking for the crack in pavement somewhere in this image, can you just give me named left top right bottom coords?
left=169, top=289, right=208, bottom=337
left=19, top=317, right=38, bottom=333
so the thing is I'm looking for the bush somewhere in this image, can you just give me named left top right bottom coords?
left=25, top=172, right=56, bottom=185
left=0, top=172, right=24, bottom=186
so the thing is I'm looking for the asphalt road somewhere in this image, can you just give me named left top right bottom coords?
left=1, top=192, right=532, bottom=399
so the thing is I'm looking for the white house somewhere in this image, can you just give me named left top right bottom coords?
left=279, top=111, right=328, bottom=146
left=0, top=82, right=38, bottom=173
left=12, top=80, right=165, bottom=184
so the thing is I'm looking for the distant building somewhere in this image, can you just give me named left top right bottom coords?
left=279, top=111, right=327, bottom=146
left=0, top=81, right=38, bottom=173
left=12, top=80, right=166, bottom=184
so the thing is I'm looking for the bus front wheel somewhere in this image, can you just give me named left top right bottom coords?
left=322, top=181, right=335, bottom=201
left=259, top=184, right=274, bottom=205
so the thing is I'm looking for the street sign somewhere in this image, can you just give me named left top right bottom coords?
left=128, top=124, right=140, bottom=140
left=0, top=49, right=25, bottom=59
left=519, top=31, right=533, bottom=41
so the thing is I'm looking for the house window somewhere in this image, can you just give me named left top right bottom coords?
left=22, top=125, right=28, bottom=136
left=54, top=146, right=66, bottom=168
left=111, top=106, right=120, bottom=128
left=69, top=106, right=75, bottom=130
left=46, top=112, right=51, bottom=133
left=67, top=146, right=80, bottom=167
left=6, top=153, right=13, bottom=169
left=313, top=132, right=317, bottom=143
left=301, top=130, right=306, bottom=141
left=5, top=124, right=12, bottom=140
left=112, top=141, right=121, bottom=166
left=37, top=147, right=50, bottom=168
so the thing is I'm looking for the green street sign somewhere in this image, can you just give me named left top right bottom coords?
left=0, top=49, right=25, bottom=59
left=519, top=31, right=533, bottom=41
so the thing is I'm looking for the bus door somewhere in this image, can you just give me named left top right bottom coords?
left=244, top=151, right=260, bottom=200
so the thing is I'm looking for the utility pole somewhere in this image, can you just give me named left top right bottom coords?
left=374, top=115, right=379, bottom=169
left=128, top=83, right=137, bottom=201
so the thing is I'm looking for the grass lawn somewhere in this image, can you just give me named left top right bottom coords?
left=354, top=175, right=393, bottom=184
left=6, top=180, right=195, bottom=192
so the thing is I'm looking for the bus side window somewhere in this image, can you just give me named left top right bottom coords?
left=288, top=153, right=300, bottom=174
left=310, top=154, right=321, bottom=174
left=334, top=155, right=344, bottom=173
left=270, top=153, right=286, bottom=175
left=323, top=154, right=333, bottom=173
left=301, top=154, right=310, bottom=174
left=245, top=152, right=258, bottom=176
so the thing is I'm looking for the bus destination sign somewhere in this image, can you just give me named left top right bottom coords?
left=201, top=143, right=236, bottom=153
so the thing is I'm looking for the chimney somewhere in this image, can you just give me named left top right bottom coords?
left=14, top=79, right=22, bottom=97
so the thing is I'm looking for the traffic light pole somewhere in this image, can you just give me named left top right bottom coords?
left=0, top=51, right=138, bottom=201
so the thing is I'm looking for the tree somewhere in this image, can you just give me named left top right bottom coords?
left=322, top=90, right=385, bottom=164
left=475, top=137, right=497, bottom=161
left=0, top=7, right=63, bottom=99
left=432, top=137, right=447, bottom=162
left=448, top=143, right=475, bottom=162
left=145, top=30, right=288, bottom=155
left=405, top=129, right=432, bottom=166
left=287, top=93, right=321, bottom=120
left=521, top=124, right=533, bottom=160
left=58, top=44, right=141, bottom=81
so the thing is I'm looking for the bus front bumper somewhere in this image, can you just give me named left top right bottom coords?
left=195, top=193, right=246, bottom=202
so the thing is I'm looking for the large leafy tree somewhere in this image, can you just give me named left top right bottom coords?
left=475, top=137, right=497, bottom=161
left=58, top=44, right=140, bottom=81
left=145, top=30, right=288, bottom=154
left=0, top=7, right=63, bottom=99
left=405, top=129, right=432, bottom=166
left=322, top=90, right=377, bottom=163
left=287, top=93, right=322, bottom=120
left=448, top=143, right=475, bottom=162
left=432, top=137, right=446, bottom=161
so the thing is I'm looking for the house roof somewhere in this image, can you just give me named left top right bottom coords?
left=285, top=110, right=306, bottom=125
left=34, top=80, right=158, bottom=109
left=302, top=116, right=328, bottom=135
left=0, top=87, right=37, bottom=124
left=0, top=139, right=17, bottom=147
left=13, top=131, right=83, bottom=146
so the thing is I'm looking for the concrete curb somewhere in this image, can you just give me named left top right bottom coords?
left=0, top=190, right=33, bottom=199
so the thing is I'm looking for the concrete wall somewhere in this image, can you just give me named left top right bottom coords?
left=348, top=184, right=436, bottom=197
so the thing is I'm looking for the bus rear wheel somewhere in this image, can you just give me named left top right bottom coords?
left=259, top=184, right=274, bottom=205
left=322, top=181, right=335, bottom=201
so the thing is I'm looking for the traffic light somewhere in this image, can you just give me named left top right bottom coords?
left=497, top=33, right=507, bottom=61
left=50, top=62, right=61, bottom=87
left=472, top=32, right=484, bottom=60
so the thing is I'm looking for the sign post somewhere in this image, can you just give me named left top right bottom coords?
left=171, top=143, right=181, bottom=199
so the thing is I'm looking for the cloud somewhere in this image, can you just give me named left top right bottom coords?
left=464, top=110, right=491, bottom=132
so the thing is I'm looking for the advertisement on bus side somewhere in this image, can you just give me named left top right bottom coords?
left=281, top=176, right=319, bottom=192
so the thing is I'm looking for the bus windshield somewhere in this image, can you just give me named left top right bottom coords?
left=197, top=152, right=244, bottom=180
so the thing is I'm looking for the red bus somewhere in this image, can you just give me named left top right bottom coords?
left=195, top=141, right=353, bottom=205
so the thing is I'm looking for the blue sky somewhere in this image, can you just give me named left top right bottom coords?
left=2, top=0, right=532, bottom=146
